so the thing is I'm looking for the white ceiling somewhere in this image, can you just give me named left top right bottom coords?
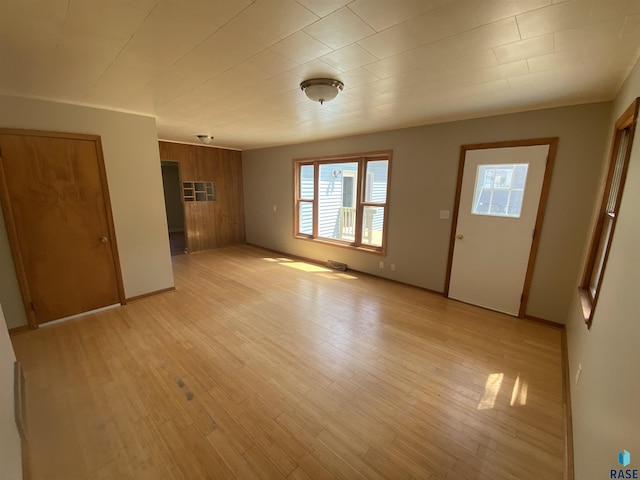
left=1, top=0, right=639, bottom=150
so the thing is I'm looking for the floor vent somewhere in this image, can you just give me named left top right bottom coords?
left=327, top=260, right=347, bottom=271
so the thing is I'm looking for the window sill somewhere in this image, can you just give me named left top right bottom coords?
left=577, top=287, right=594, bottom=329
left=294, top=235, right=386, bottom=256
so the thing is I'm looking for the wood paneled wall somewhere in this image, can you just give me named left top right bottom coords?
left=158, top=142, right=245, bottom=253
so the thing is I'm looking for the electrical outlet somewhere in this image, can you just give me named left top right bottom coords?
left=379, top=261, right=384, bottom=269
left=391, top=264, right=396, bottom=271
left=575, top=363, right=582, bottom=385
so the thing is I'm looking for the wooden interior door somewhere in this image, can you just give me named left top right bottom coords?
left=0, top=130, right=124, bottom=326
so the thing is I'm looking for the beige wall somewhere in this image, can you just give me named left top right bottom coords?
left=566, top=59, right=640, bottom=478
left=0, top=303, right=22, bottom=479
left=0, top=95, right=174, bottom=329
left=243, top=102, right=611, bottom=324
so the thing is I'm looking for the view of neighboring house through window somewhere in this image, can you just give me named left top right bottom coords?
left=471, top=164, right=529, bottom=218
left=580, top=97, right=638, bottom=328
left=294, top=152, right=391, bottom=254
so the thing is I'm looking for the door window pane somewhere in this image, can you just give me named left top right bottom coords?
left=472, top=164, right=529, bottom=218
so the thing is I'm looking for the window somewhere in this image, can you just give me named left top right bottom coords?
left=471, top=164, right=529, bottom=217
left=579, top=98, right=638, bottom=328
left=294, top=151, right=391, bottom=254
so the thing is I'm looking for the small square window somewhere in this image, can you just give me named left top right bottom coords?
left=471, top=164, right=528, bottom=218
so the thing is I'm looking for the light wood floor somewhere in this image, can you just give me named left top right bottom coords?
left=12, top=245, right=566, bottom=479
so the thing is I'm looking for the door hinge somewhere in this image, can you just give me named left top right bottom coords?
left=520, top=294, right=524, bottom=304
left=532, top=228, right=536, bottom=239
left=29, top=302, right=35, bottom=311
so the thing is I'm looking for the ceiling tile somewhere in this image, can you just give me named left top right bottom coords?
left=303, top=7, right=376, bottom=50
left=348, top=0, right=436, bottom=31
left=372, top=64, right=451, bottom=92
left=337, top=67, right=381, bottom=87
left=622, top=14, right=640, bottom=41
left=241, top=49, right=300, bottom=79
left=494, top=59, right=530, bottom=78
left=362, top=54, right=421, bottom=78
left=403, top=37, right=462, bottom=67
left=527, top=49, right=584, bottom=73
left=320, top=43, right=378, bottom=71
left=339, top=83, right=387, bottom=104
left=357, top=23, right=424, bottom=59
left=516, top=1, right=591, bottom=39
left=404, top=1, right=480, bottom=45
left=462, top=59, right=530, bottom=85
left=470, top=0, right=551, bottom=25
left=289, top=58, right=343, bottom=79
left=492, top=34, right=554, bottom=64
left=202, top=17, right=281, bottom=59
left=445, top=49, right=499, bottom=74
left=222, top=72, right=303, bottom=107
left=84, top=51, right=162, bottom=105
left=590, top=0, right=640, bottom=23
left=554, top=19, right=626, bottom=51
left=462, top=78, right=511, bottom=98
left=159, top=50, right=298, bottom=111
left=115, top=1, right=223, bottom=70
left=236, top=0, right=319, bottom=39
left=269, top=31, right=333, bottom=64
left=64, top=0, right=151, bottom=38
left=454, top=17, right=521, bottom=53
left=164, top=0, right=252, bottom=19
left=294, top=0, right=352, bottom=18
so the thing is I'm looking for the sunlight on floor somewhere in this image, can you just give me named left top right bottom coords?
left=262, top=257, right=359, bottom=278
left=262, top=256, right=331, bottom=272
left=335, top=272, right=358, bottom=279
left=478, top=372, right=529, bottom=410
left=510, top=374, right=528, bottom=406
left=281, top=262, right=332, bottom=273
left=477, top=373, right=504, bottom=410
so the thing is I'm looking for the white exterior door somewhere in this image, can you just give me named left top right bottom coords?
left=448, top=144, right=550, bottom=316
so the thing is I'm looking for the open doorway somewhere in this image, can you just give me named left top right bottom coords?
left=161, top=161, right=186, bottom=255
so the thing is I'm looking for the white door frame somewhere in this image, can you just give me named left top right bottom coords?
left=444, top=138, right=558, bottom=318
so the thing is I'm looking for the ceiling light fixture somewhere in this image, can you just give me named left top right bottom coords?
left=300, top=78, right=344, bottom=105
left=197, top=134, right=214, bottom=145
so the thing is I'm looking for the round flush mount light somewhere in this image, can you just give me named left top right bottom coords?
left=197, top=134, right=214, bottom=145
left=300, top=78, right=344, bottom=105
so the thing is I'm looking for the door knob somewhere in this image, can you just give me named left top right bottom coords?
left=100, top=236, right=109, bottom=243
left=456, top=234, right=464, bottom=240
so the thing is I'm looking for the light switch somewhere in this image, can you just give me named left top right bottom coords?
left=440, top=210, right=450, bottom=219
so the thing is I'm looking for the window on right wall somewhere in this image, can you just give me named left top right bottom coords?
left=580, top=98, right=639, bottom=328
